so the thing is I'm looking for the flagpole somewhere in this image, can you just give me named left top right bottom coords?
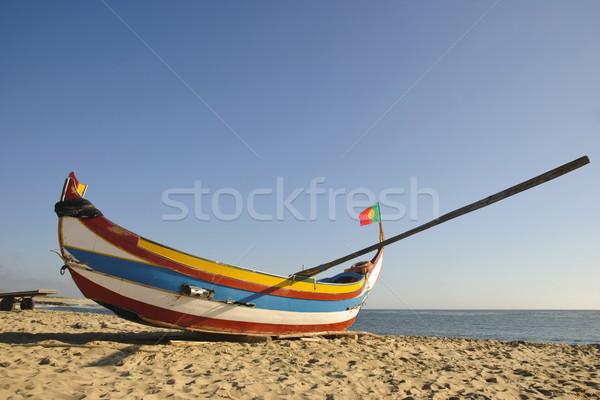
left=292, top=155, right=589, bottom=278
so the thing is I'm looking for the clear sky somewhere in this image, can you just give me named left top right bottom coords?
left=1, top=1, right=598, bottom=309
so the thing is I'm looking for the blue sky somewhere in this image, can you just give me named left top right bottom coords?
left=1, top=1, right=598, bottom=309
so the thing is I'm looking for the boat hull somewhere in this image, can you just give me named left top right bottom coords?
left=67, top=265, right=363, bottom=334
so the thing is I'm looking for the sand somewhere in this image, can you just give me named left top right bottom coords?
left=1, top=308, right=599, bottom=400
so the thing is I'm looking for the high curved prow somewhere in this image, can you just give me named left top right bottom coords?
left=56, top=173, right=101, bottom=220
left=60, top=172, right=88, bottom=201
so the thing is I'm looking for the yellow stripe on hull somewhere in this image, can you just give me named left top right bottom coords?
left=137, top=238, right=365, bottom=294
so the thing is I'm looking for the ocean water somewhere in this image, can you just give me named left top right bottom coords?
left=36, top=303, right=599, bottom=344
left=352, top=309, right=600, bottom=345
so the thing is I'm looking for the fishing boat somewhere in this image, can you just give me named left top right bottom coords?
left=55, top=156, right=589, bottom=336
left=55, top=172, right=384, bottom=335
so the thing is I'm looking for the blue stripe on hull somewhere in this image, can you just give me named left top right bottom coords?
left=65, top=247, right=366, bottom=313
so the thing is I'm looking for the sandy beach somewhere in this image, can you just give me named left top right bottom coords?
left=1, top=307, right=598, bottom=400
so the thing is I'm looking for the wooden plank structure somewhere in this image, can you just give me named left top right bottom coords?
left=0, top=289, right=58, bottom=311
left=167, top=330, right=383, bottom=345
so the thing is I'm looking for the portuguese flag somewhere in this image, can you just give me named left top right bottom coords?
left=359, top=203, right=381, bottom=226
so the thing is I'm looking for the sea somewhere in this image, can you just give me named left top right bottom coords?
left=352, top=309, right=600, bottom=345
left=36, top=303, right=600, bottom=345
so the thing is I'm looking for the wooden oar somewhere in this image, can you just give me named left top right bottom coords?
left=294, top=155, right=590, bottom=278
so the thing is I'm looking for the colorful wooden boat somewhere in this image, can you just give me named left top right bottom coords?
left=54, top=157, right=588, bottom=336
left=55, top=172, right=384, bottom=335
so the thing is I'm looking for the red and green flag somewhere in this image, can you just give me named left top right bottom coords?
left=359, top=203, right=381, bottom=226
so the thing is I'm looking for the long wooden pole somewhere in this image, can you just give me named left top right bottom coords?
left=294, top=155, right=589, bottom=278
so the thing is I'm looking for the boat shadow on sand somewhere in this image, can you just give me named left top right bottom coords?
left=0, top=329, right=274, bottom=368
left=0, top=328, right=273, bottom=347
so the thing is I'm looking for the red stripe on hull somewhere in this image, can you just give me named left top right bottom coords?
left=78, top=217, right=373, bottom=301
left=69, top=268, right=357, bottom=335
